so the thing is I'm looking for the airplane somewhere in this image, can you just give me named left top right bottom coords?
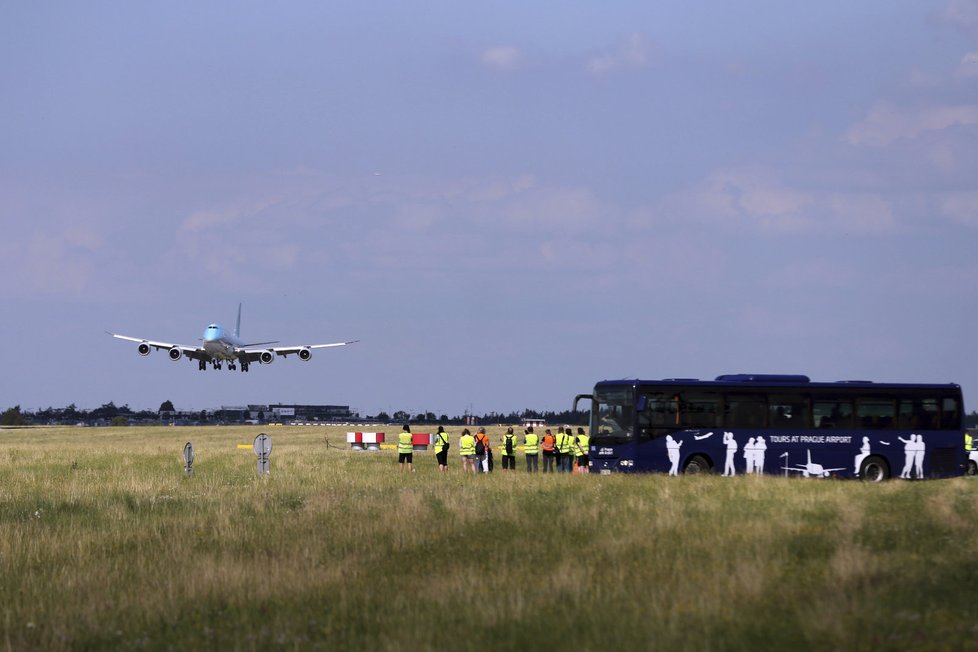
left=781, top=449, right=846, bottom=478
left=107, top=304, right=358, bottom=372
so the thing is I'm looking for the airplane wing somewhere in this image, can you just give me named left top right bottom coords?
left=106, top=332, right=210, bottom=361
left=237, top=340, right=359, bottom=363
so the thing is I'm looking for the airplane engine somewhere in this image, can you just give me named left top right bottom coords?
left=137, top=343, right=151, bottom=356
left=168, top=347, right=183, bottom=361
left=259, top=350, right=275, bottom=364
left=298, top=347, right=312, bottom=361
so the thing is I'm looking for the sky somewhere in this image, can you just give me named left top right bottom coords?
left=2, top=1, right=977, bottom=418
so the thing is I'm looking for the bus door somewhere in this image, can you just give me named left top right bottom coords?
left=588, top=386, right=635, bottom=473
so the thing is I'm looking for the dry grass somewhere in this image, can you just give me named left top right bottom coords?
left=0, top=425, right=976, bottom=650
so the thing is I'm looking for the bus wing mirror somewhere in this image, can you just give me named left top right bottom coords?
left=573, top=394, right=593, bottom=413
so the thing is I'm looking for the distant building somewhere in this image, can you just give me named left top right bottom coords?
left=214, top=404, right=355, bottom=423
left=522, top=417, right=546, bottom=428
left=262, top=403, right=355, bottom=422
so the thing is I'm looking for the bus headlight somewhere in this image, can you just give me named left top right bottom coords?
left=619, top=459, right=634, bottom=468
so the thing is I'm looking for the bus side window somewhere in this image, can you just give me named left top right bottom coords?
left=813, top=400, right=853, bottom=429
left=857, top=399, right=895, bottom=429
left=769, top=395, right=811, bottom=429
left=678, top=393, right=721, bottom=428
left=941, top=397, right=961, bottom=430
left=724, top=394, right=766, bottom=429
left=638, top=393, right=675, bottom=438
left=898, top=398, right=939, bottom=430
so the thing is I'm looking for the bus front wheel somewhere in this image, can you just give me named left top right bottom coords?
left=860, top=456, right=890, bottom=483
left=684, top=455, right=713, bottom=475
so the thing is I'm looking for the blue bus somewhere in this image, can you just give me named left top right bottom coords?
left=574, top=374, right=968, bottom=480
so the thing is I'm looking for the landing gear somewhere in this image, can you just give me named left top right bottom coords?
left=228, top=363, right=236, bottom=371
left=240, top=362, right=250, bottom=373
left=198, top=360, right=206, bottom=371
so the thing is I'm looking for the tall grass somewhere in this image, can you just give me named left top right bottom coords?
left=1, top=425, right=975, bottom=650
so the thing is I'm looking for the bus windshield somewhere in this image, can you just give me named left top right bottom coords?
left=592, top=387, right=635, bottom=442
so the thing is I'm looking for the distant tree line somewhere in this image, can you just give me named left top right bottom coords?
left=4, top=403, right=977, bottom=429
left=0, top=403, right=589, bottom=427
left=374, top=408, right=589, bottom=426
left=0, top=402, right=161, bottom=426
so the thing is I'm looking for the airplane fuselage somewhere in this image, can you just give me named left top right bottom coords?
left=202, top=324, right=243, bottom=361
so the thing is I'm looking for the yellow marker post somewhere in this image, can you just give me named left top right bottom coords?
left=236, top=444, right=252, bottom=450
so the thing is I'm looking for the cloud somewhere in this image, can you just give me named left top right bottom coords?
left=956, top=51, right=978, bottom=77
left=586, top=33, right=652, bottom=75
left=9, top=227, right=107, bottom=296
left=937, top=0, right=978, bottom=36
left=661, top=168, right=897, bottom=236
left=824, top=193, right=896, bottom=235
left=845, top=102, right=978, bottom=146
left=480, top=46, right=522, bottom=72
left=938, top=191, right=978, bottom=226
left=663, top=169, right=814, bottom=233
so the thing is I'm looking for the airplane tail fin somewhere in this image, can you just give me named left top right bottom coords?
left=235, top=303, right=242, bottom=339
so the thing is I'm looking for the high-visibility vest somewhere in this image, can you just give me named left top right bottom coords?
left=460, top=434, right=475, bottom=456
left=398, top=432, right=413, bottom=454
left=503, top=433, right=517, bottom=456
left=575, top=434, right=590, bottom=457
left=557, top=433, right=572, bottom=454
left=542, top=435, right=555, bottom=452
left=524, top=433, right=539, bottom=455
left=967, top=432, right=973, bottom=452
left=436, top=431, right=449, bottom=453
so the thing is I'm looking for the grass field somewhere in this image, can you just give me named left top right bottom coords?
left=1, top=425, right=977, bottom=651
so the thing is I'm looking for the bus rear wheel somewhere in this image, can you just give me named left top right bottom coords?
left=860, top=456, right=889, bottom=483
left=967, top=459, right=978, bottom=476
left=683, top=455, right=712, bottom=475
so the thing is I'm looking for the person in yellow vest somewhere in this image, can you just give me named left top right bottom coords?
left=500, top=426, right=517, bottom=472
left=459, top=428, right=476, bottom=473
left=574, top=426, right=590, bottom=474
left=397, top=424, right=414, bottom=473
left=966, top=431, right=973, bottom=452
left=559, top=426, right=576, bottom=473
left=524, top=426, right=539, bottom=473
left=555, top=426, right=566, bottom=472
left=435, top=425, right=450, bottom=473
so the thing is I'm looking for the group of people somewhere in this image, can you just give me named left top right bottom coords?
left=396, top=424, right=590, bottom=474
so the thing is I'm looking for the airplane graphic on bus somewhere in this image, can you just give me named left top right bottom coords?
left=781, top=450, right=845, bottom=478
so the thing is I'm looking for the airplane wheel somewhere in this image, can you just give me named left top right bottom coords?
left=683, top=455, right=713, bottom=475
left=860, top=456, right=889, bottom=483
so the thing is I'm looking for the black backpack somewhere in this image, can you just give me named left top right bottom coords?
left=475, top=437, right=486, bottom=455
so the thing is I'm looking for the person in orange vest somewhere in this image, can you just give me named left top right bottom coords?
left=474, top=427, right=491, bottom=473
left=541, top=428, right=556, bottom=473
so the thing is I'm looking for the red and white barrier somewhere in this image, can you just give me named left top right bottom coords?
left=347, top=432, right=386, bottom=451
left=412, top=433, right=431, bottom=451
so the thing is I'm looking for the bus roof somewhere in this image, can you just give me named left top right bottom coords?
left=595, top=375, right=961, bottom=392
